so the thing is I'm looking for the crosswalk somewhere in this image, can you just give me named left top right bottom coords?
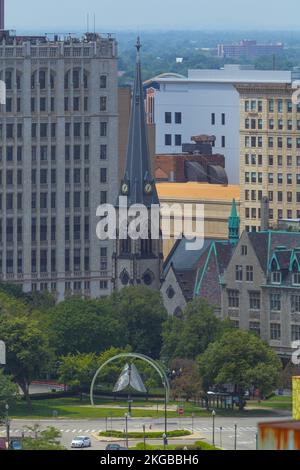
left=0, top=425, right=257, bottom=435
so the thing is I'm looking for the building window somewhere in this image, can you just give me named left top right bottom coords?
left=270, top=293, right=281, bottom=311
left=221, top=113, right=225, bottom=125
left=291, top=295, right=300, bottom=313
left=100, top=122, right=107, bottom=137
left=241, top=245, right=248, bottom=256
left=246, top=265, right=254, bottom=282
left=292, top=325, right=300, bottom=341
left=175, top=112, right=182, bottom=124
left=235, top=265, right=243, bottom=281
left=165, top=134, right=172, bottom=146
left=249, top=291, right=261, bottom=310
left=175, top=135, right=182, bottom=146
left=249, top=322, right=261, bottom=336
left=100, top=75, right=107, bottom=89
left=211, top=113, right=215, bottom=125
left=165, top=112, right=172, bottom=124
left=221, top=136, right=226, bottom=148
left=228, top=289, right=239, bottom=308
left=270, top=323, right=281, bottom=341
left=293, top=273, right=300, bottom=286
left=271, top=271, right=281, bottom=285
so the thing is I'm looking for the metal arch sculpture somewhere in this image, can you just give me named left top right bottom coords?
left=90, top=353, right=170, bottom=406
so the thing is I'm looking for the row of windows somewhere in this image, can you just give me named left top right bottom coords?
left=31, top=280, right=109, bottom=294
left=244, top=207, right=300, bottom=221
left=0, top=247, right=108, bottom=274
left=164, top=112, right=182, bottom=124
left=5, top=95, right=108, bottom=114
left=3, top=69, right=108, bottom=91
left=231, top=320, right=300, bottom=341
left=244, top=171, right=300, bottom=185
left=245, top=135, right=300, bottom=149
left=228, top=290, right=300, bottom=313
left=245, top=154, right=300, bottom=167
left=211, top=113, right=226, bottom=126
left=235, top=265, right=254, bottom=282
left=164, top=134, right=226, bottom=148
left=245, top=118, right=300, bottom=131
left=0, top=144, right=108, bottom=163
left=0, top=121, right=108, bottom=140
left=244, top=99, right=300, bottom=114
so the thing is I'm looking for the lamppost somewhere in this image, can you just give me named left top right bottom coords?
left=191, top=412, right=195, bottom=434
left=234, top=423, right=237, bottom=450
left=124, top=413, right=128, bottom=449
left=5, top=404, right=10, bottom=448
left=163, top=380, right=167, bottom=436
left=220, top=426, right=223, bottom=448
left=143, top=424, right=146, bottom=450
left=212, top=409, right=216, bottom=446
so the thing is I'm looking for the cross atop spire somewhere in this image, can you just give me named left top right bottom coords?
left=119, top=39, right=159, bottom=207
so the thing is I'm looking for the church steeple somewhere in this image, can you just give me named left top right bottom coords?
left=120, top=37, right=159, bottom=207
left=228, top=198, right=240, bottom=244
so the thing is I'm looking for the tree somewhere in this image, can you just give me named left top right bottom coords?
left=47, top=297, right=126, bottom=356
left=0, top=370, right=19, bottom=420
left=161, top=299, right=231, bottom=361
left=169, top=359, right=202, bottom=402
left=198, top=330, right=282, bottom=410
left=0, top=316, right=53, bottom=409
left=110, top=287, right=168, bottom=359
left=23, top=425, right=65, bottom=450
left=58, top=353, right=98, bottom=400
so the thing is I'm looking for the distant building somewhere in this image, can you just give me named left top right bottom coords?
left=155, top=135, right=228, bottom=184
left=0, top=0, right=4, bottom=30
left=236, top=80, right=300, bottom=232
left=218, top=40, right=283, bottom=59
left=144, top=66, right=292, bottom=184
left=157, top=183, right=240, bottom=257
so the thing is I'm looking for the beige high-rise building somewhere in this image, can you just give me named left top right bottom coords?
left=0, top=31, right=119, bottom=300
left=237, top=81, right=300, bottom=232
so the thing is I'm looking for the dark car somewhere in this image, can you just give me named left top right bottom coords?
left=9, top=440, right=23, bottom=450
left=105, top=443, right=128, bottom=451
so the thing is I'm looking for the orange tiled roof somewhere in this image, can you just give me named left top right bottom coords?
left=157, top=182, right=240, bottom=202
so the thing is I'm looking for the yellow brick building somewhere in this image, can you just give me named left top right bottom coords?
left=236, top=83, right=300, bottom=232
left=156, top=182, right=240, bottom=258
left=293, top=376, right=300, bottom=420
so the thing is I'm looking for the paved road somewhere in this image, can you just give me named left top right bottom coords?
left=0, top=415, right=292, bottom=450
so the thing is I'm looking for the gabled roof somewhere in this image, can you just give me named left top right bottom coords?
left=248, top=231, right=300, bottom=273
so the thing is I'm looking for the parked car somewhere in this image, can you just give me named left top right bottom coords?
left=71, top=436, right=91, bottom=448
left=105, top=443, right=128, bottom=451
left=9, top=440, right=22, bottom=450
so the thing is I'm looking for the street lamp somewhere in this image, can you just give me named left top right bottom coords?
left=5, top=404, right=10, bottom=448
left=234, top=423, right=237, bottom=450
left=143, top=424, right=146, bottom=450
left=220, top=426, right=223, bottom=448
left=124, top=413, right=128, bottom=449
left=212, top=409, right=216, bottom=446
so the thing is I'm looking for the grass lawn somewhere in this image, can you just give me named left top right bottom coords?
left=248, top=395, right=292, bottom=411
left=9, top=394, right=292, bottom=420
left=130, top=441, right=220, bottom=451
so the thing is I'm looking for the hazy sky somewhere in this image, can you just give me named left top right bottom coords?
left=6, top=0, right=300, bottom=31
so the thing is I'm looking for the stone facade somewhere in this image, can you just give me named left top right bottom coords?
left=0, top=32, right=119, bottom=300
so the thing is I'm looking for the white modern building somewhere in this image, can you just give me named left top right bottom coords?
left=145, top=65, right=292, bottom=184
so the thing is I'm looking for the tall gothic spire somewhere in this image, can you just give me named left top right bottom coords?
left=120, top=37, right=159, bottom=207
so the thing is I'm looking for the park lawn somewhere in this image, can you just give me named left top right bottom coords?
left=9, top=395, right=289, bottom=420
left=248, top=395, right=292, bottom=411
left=99, top=430, right=191, bottom=439
left=130, top=441, right=220, bottom=451
left=10, top=397, right=179, bottom=420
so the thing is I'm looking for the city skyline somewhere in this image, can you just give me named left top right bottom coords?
left=5, top=0, right=300, bottom=31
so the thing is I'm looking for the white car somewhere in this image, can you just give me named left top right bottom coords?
left=71, top=436, right=91, bottom=448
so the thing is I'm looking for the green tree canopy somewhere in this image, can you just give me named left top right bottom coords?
left=0, top=315, right=53, bottom=408
left=161, top=299, right=231, bottom=361
left=0, top=370, right=19, bottom=420
left=198, top=329, right=282, bottom=409
left=47, top=297, right=126, bottom=356
left=110, top=287, right=168, bottom=359
left=23, top=425, right=65, bottom=450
